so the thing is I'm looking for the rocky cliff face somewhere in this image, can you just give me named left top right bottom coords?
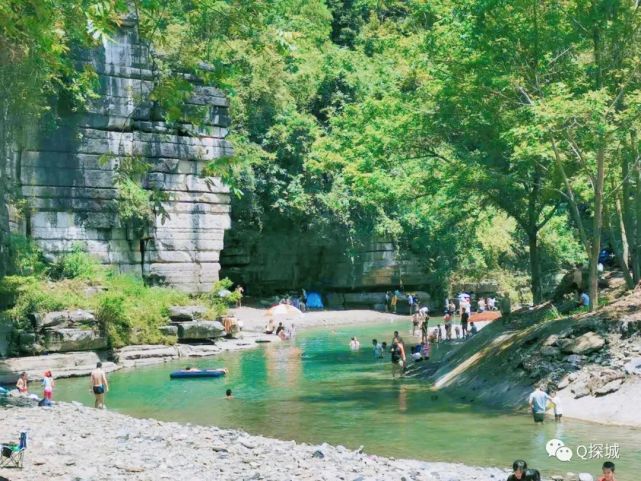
left=7, top=16, right=231, bottom=293
left=221, top=226, right=430, bottom=304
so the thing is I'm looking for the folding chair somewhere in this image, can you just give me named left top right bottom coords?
left=0, top=432, right=27, bottom=468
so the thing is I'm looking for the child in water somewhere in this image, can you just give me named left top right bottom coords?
left=42, top=370, right=55, bottom=401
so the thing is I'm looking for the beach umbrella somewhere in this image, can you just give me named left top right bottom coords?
left=265, top=304, right=303, bottom=318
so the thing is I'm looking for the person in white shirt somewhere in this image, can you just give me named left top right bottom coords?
left=350, top=337, right=360, bottom=350
left=549, top=391, right=563, bottom=422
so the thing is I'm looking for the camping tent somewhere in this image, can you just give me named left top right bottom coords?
left=306, top=291, right=324, bottom=309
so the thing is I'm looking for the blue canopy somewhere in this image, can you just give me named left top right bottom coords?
left=306, top=291, right=324, bottom=309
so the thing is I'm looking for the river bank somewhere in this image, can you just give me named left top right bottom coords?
left=0, top=402, right=508, bottom=481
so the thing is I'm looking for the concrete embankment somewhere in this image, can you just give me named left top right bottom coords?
left=417, top=295, right=641, bottom=427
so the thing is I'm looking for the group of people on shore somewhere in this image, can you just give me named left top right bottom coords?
left=507, top=459, right=616, bottom=481
left=13, top=363, right=109, bottom=409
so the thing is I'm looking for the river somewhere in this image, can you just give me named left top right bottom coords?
left=56, top=320, right=640, bottom=480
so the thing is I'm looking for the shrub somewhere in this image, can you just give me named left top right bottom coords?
left=96, top=294, right=130, bottom=348
left=202, top=278, right=240, bottom=318
left=49, top=244, right=102, bottom=281
left=6, top=234, right=47, bottom=276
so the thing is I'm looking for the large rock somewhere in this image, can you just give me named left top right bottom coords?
left=114, top=345, right=179, bottom=368
left=44, top=328, right=107, bottom=352
left=594, top=379, right=623, bottom=396
left=168, top=306, right=207, bottom=322
left=177, top=321, right=225, bottom=340
left=41, top=310, right=96, bottom=329
left=0, top=351, right=117, bottom=384
left=159, top=325, right=179, bottom=336
left=561, top=332, right=605, bottom=355
left=541, top=346, right=561, bottom=357
left=624, top=357, right=641, bottom=375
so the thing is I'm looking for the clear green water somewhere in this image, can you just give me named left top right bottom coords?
left=56, top=320, right=640, bottom=480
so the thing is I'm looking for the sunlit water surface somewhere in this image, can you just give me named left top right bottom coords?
left=56, top=320, right=641, bottom=480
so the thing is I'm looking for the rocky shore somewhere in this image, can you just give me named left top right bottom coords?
left=0, top=403, right=507, bottom=481
left=0, top=309, right=407, bottom=386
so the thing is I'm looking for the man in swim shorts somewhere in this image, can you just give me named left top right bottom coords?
left=90, top=362, right=109, bottom=409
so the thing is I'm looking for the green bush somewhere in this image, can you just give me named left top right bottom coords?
left=95, top=274, right=192, bottom=347
left=49, top=244, right=102, bottom=281
left=202, top=278, right=240, bottom=318
left=96, top=294, right=130, bottom=348
left=6, top=234, right=48, bottom=276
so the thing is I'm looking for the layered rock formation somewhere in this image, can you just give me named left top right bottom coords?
left=221, top=229, right=430, bottom=302
left=6, top=15, right=231, bottom=293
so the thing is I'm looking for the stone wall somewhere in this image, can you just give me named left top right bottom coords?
left=5, top=15, right=231, bottom=293
left=220, top=227, right=431, bottom=300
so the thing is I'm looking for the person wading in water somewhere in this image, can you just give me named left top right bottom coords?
left=90, top=362, right=109, bottom=409
left=390, top=338, right=406, bottom=379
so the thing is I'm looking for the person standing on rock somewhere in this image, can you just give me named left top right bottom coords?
left=90, top=362, right=109, bottom=409
left=528, top=384, right=552, bottom=423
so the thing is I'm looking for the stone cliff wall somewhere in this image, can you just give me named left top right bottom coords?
left=6, top=16, right=231, bottom=293
left=221, top=226, right=431, bottom=303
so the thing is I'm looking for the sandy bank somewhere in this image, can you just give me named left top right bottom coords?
left=0, top=403, right=507, bottom=481
left=232, top=307, right=409, bottom=332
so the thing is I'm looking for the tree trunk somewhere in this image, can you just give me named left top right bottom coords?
left=589, top=145, right=606, bottom=311
left=528, top=231, right=543, bottom=304
left=605, top=199, right=634, bottom=289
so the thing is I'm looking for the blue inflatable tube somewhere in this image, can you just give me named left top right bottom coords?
left=170, top=369, right=226, bottom=379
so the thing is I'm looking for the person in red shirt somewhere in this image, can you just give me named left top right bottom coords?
left=598, top=461, right=616, bottom=481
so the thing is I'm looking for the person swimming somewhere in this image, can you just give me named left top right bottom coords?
left=349, top=337, right=360, bottom=350
left=225, top=389, right=233, bottom=399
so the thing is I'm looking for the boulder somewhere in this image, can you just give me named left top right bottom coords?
left=543, top=334, right=559, bottom=347
left=571, top=382, right=590, bottom=399
left=114, top=345, right=179, bottom=362
left=541, top=346, right=561, bottom=357
left=594, top=379, right=623, bottom=396
left=44, top=328, right=107, bottom=352
left=177, top=321, right=225, bottom=340
left=40, top=309, right=96, bottom=329
left=561, top=332, right=605, bottom=355
left=159, top=325, right=179, bottom=337
left=168, top=306, right=207, bottom=322
left=557, top=376, right=571, bottom=390
left=578, top=474, right=594, bottom=481
left=565, top=354, right=585, bottom=367
left=624, top=357, right=641, bottom=375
